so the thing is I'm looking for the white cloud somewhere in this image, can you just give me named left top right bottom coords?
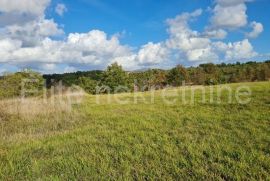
left=213, top=39, right=257, bottom=60
left=0, top=12, right=36, bottom=26
left=136, top=42, right=169, bottom=65
left=111, top=55, right=138, bottom=70
left=209, top=0, right=264, bottom=41
left=2, top=19, right=64, bottom=46
left=186, top=48, right=218, bottom=62
left=0, top=30, right=135, bottom=70
left=0, top=38, right=22, bottom=51
left=65, top=30, right=133, bottom=65
left=55, top=3, right=67, bottom=16
left=0, top=0, right=50, bottom=15
left=42, top=63, right=56, bottom=71
left=211, top=3, right=248, bottom=29
left=246, top=21, right=263, bottom=38
left=203, top=29, right=227, bottom=39
left=165, top=9, right=218, bottom=63
left=225, top=39, right=257, bottom=60
left=165, top=9, right=258, bottom=64
left=0, top=0, right=50, bottom=26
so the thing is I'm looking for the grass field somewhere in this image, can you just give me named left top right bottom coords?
left=0, top=82, right=269, bottom=180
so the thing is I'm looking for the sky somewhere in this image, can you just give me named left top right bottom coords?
left=0, top=0, right=269, bottom=74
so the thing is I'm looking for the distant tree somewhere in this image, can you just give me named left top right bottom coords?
left=199, top=63, right=220, bottom=85
left=256, top=64, right=270, bottom=81
left=0, top=70, right=44, bottom=98
left=167, top=65, right=189, bottom=86
left=140, top=69, right=168, bottom=90
left=200, top=63, right=217, bottom=74
left=152, top=69, right=167, bottom=88
left=42, top=60, right=270, bottom=94
left=101, top=63, right=128, bottom=93
left=190, top=67, right=206, bottom=85
left=78, top=77, right=98, bottom=94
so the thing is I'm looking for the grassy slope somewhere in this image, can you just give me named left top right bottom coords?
left=0, top=82, right=270, bottom=180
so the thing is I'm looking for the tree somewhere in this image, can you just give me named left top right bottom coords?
left=199, top=63, right=219, bottom=85
left=152, top=69, right=167, bottom=89
left=167, top=65, right=189, bottom=86
left=0, top=70, right=44, bottom=99
left=78, top=77, right=98, bottom=94
left=101, top=63, right=128, bottom=93
left=190, top=67, right=206, bottom=85
left=200, top=63, right=217, bottom=74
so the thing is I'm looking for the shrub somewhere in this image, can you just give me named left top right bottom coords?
left=0, top=70, right=44, bottom=99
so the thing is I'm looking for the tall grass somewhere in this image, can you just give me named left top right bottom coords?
left=0, top=93, right=86, bottom=145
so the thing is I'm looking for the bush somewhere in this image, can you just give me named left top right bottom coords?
left=0, top=70, right=44, bottom=99
left=167, top=65, right=189, bottom=86
left=78, top=77, right=98, bottom=94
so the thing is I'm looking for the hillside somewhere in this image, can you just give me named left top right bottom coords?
left=0, top=81, right=269, bottom=180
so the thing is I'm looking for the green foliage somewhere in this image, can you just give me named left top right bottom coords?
left=78, top=77, right=98, bottom=94
left=43, top=60, right=270, bottom=94
left=189, top=67, right=206, bottom=85
left=167, top=65, right=189, bottom=86
left=101, top=62, right=128, bottom=93
left=43, top=70, right=103, bottom=88
left=0, top=70, right=44, bottom=98
left=130, top=69, right=168, bottom=91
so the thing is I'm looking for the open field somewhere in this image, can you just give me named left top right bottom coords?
left=0, top=82, right=270, bottom=180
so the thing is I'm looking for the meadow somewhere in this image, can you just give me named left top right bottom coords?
left=0, top=82, right=269, bottom=180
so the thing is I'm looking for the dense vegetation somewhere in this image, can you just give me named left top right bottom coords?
left=0, top=82, right=269, bottom=179
left=1, top=61, right=269, bottom=98
left=44, top=61, right=270, bottom=94
left=0, top=70, right=44, bottom=99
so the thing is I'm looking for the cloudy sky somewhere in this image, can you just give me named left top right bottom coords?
left=0, top=0, right=269, bottom=74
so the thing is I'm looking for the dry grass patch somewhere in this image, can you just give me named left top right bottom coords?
left=0, top=92, right=86, bottom=144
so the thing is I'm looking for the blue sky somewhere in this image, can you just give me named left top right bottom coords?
left=0, top=0, right=269, bottom=74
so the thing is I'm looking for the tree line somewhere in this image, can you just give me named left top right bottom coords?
left=44, top=60, right=270, bottom=94
left=0, top=60, right=269, bottom=98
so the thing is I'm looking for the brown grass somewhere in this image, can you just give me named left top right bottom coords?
left=0, top=92, right=86, bottom=144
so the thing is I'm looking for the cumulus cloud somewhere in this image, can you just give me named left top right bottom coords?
left=136, top=42, right=169, bottom=65
left=224, top=39, right=257, bottom=60
left=209, top=0, right=264, bottom=41
left=0, top=0, right=50, bottom=26
left=55, top=3, right=67, bottom=16
left=202, top=29, right=227, bottom=39
left=213, top=39, right=257, bottom=60
left=2, top=19, right=64, bottom=47
left=0, top=0, right=50, bottom=15
left=0, top=38, right=22, bottom=52
left=0, top=30, right=135, bottom=70
left=246, top=21, right=263, bottom=38
left=211, top=2, right=248, bottom=29
left=164, top=8, right=258, bottom=64
left=0, top=0, right=263, bottom=72
left=165, top=9, right=218, bottom=63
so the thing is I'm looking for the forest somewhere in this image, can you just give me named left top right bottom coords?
left=1, top=60, right=270, bottom=98
left=44, top=60, right=270, bottom=94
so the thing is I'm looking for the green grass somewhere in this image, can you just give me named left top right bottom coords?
left=0, top=82, right=270, bottom=180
